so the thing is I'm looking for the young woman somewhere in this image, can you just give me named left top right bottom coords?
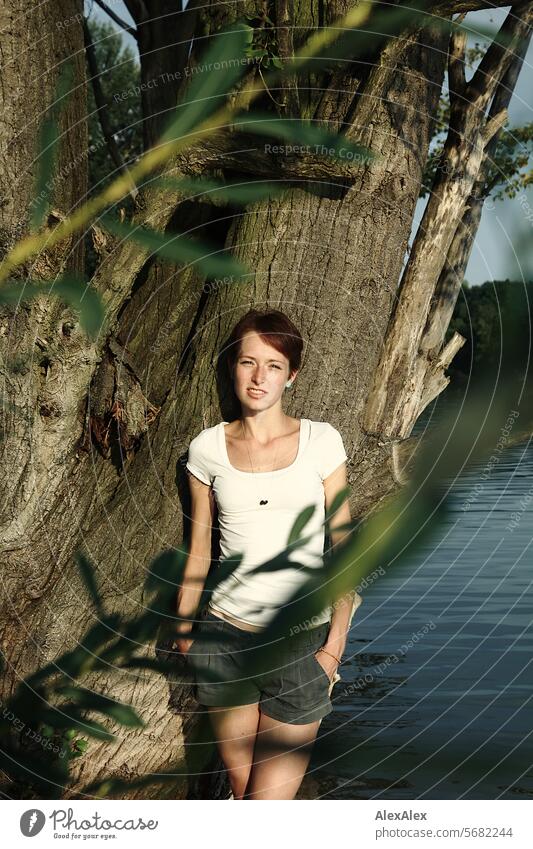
left=173, top=308, right=359, bottom=800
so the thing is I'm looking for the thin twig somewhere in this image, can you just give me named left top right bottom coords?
left=258, top=64, right=286, bottom=107
left=83, top=18, right=138, bottom=201
left=92, top=0, right=137, bottom=38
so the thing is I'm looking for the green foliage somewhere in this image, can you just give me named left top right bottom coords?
left=243, top=10, right=283, bottom=69
left=0, top=547, right=192, bottom=798
left=486, top=123, right=533, bottom=200
left=86, top=19, right=143, bottom=194
left=74, top=550, right=104, bottom=616
left=422, top=115, right=532, bottom=202
left=420, top=40, right=532, bottom=203
left=101, top=213, right=250, bottom=281
left=447, top=279, right=533, bottom=380
left=159, top=21, right=253, bottom=143
left=84, top=19, right=144, bottom=278
left=151, top=175, right=285, bottom=205
left=31, top=61, right=75, bottom=230
left=0, top=276, right=105, bottom=340
left=231, top=111, right=376, bottom=165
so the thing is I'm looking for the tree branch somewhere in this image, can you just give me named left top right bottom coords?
left=92, top=0, right=137, bottom=38
left=481, top=107, right=508, bottom=143
left=418, top=19, right=532, bottom=363
left=470, top=1, right=533, bottom=110
left=83, top=18, right=138, bottom=201
left=448, top=15, right=467, bottom=105
left=362, top=0, right=533, bottom=439
left=171, top=127, right=366, bottom=183
left=431, top=0, right=529, bottom=14
left=122, top=0, right=148, bottom=25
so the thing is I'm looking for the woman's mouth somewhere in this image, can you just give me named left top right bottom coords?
left=247, top=388, right=267, bottom=398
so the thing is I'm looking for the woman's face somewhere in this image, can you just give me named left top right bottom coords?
left=232, top=331, right=294, bottom=411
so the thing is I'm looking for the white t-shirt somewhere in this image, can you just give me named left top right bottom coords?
left=186, top=419, right=348, bottom=629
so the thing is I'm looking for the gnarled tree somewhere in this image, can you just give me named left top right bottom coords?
left=0, top=0, right=531, bottom=799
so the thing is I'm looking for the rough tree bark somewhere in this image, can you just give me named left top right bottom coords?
left=0, top=0, right=530, bottom=799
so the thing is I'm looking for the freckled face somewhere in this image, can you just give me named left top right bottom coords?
left=233, top=331, right=292, bottom=408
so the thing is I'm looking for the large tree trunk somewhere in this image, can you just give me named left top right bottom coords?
left=1, top=0, right=530, bottom=799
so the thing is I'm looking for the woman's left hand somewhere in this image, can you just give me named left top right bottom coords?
left=314, top=648, right=339, bottom=683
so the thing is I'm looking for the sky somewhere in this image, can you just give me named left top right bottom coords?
left=85, top=2, right=532, bottom=285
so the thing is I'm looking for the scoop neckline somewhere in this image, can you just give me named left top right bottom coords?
left=219, top=418, right=308, bottom=476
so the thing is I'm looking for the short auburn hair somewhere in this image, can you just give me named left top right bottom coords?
left=225, top=309, right=303, bottom=379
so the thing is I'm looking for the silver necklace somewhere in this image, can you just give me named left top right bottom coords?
left=239, top=418, right=283, bottom=506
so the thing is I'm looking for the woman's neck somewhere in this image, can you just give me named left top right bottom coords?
left=234, top=412, right=298, bottom=445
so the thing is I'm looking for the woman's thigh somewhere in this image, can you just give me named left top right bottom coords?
left=207, top=703, right=261, bottom=798
left=244, top=710, right=322, bottom=800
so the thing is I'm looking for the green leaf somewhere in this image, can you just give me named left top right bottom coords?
left=77, top=615, right=123, bottom=654
left=74, top=550, right=104, bottom=615
left=202, top=552, right=244, bottom=594
left=287, top=504, right=316, bottom=545
left=232, top=111, right=376, bottom=165
left=324, top=486, right=351, bottom=524
left=100, top=214, right=250, bottom=282
left=25, top=614, right=122, bottom=683
left=39, top=707, right=116, bottom=741
left=55, top=685, right=144, bottom=728
left=153, top=175, right=284, bottom=206
left=244, top=48, right=268, bottom=58
left=0, top=275, right=105, bottom=340
left=160, top=21, right=254, bottom=143
left=144, top=547, right=189, bottom=597
left=31, top=60, right=74, bottom=230
left=120, top=657, right=187, bottom=674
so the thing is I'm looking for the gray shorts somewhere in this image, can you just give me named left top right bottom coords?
left=187, top=610, right=334, bottom=725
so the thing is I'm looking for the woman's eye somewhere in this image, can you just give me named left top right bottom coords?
left=240, top=361, right=281, bottom=369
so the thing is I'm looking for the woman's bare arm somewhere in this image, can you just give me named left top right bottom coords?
left=316, top=462, right=359, bottom=674
left=174, top=470, right=217, bottom=639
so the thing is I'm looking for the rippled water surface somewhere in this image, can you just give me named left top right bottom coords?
left=310, top=431, right=533, bottom=799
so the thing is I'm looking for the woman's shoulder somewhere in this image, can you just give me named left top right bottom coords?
left=307, top=419, right=341, bottom=439
left=307, top=420, right=348, bottom=480
left=189, top=422, right=220, bottom=447
left=186, top=423, right=221, bottom=485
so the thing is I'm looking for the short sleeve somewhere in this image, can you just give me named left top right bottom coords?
left=318, top=424, right=348, bottom=481
left=186, top=431, right=213, bottom=485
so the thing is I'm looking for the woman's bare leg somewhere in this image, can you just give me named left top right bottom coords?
left=243, top=710, right=321, bottom=800
left=207, top=703, right=261, bottom=799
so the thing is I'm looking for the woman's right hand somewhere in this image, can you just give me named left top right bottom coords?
left=171, top=634, right=195, bottom=655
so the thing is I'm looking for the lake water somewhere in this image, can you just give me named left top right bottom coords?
left=310, top=415, right=533, bottom=799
